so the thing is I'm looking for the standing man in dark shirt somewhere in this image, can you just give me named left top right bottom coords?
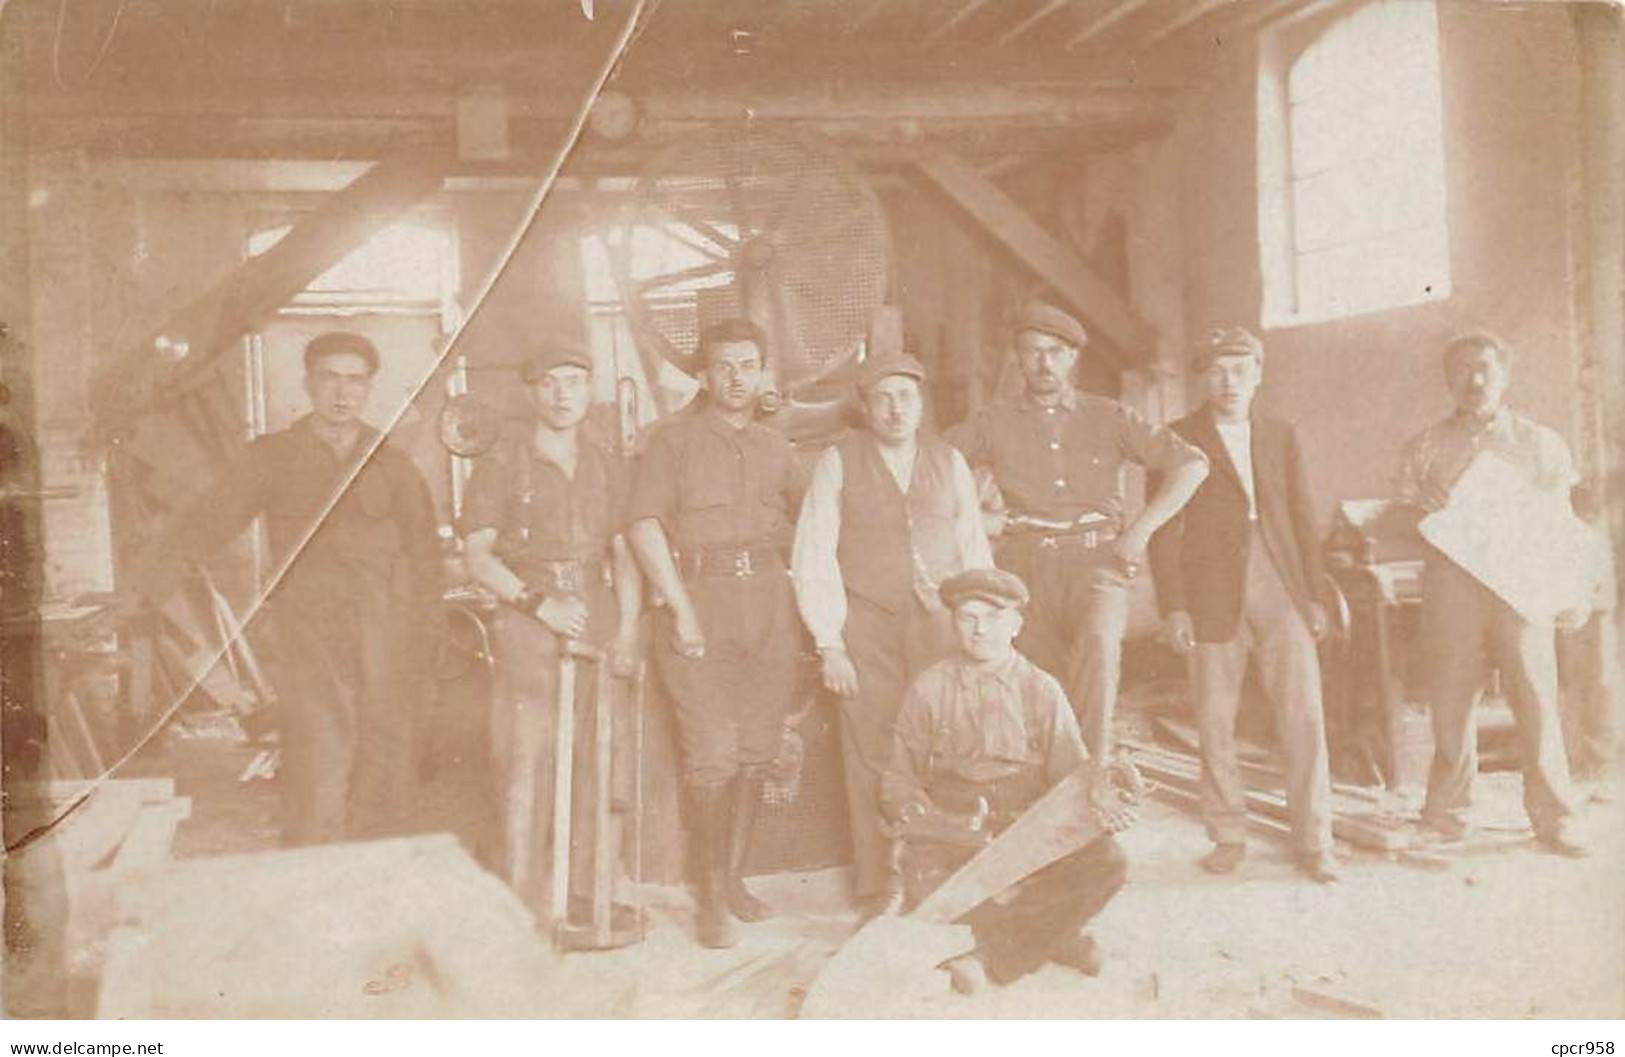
left=139, top=331, right=441, bottom=845
left=627, top=319, right=808, bottom=948
left=949, top=301, right=1208, bottom=760
left=459, top=339, right=642, bottom=916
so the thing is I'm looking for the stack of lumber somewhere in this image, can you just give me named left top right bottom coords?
left=95, top=835, right=569, bottom=1018
left=1124, top=736, right=1419, bottom=853
left=6, top=778, right=192, bottom=980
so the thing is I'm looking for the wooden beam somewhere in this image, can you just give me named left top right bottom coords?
left=91, top=138, right=455, bottom=437
left=914, top=153, right=1155, bottom=364
left=997, top=0, right=1080, bottom=46
left=1146, top=0, right=1236, bottom=43
left=1064, top=0, right=1158, bottom=50
left=922, top=0, right=998, bottom=45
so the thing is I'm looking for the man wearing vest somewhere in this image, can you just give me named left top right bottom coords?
left=1147, top=326, right=1339, bottom=882
left=791, top=353, right=992, bottom=916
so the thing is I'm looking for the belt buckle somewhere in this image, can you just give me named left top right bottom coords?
left=1083, top=529, right=1098, bottom=548
left=1039, top=535, right=1058, bottom=550
left=733, top=549, right=755, bottom=578
left=551, top=562, right=578, bottom=595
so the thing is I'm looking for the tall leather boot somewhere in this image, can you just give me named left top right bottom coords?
left=726, top=769, right=772, bottom=923
left=690, top=782, right=738, bottom=949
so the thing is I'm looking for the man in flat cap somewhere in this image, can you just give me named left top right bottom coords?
left=129, top=331, right=441, bottom=845
left=949, top=300, right=1208, bottom=761
left=881, top=567, right=1131, bottom=992
left=628, top=318, right=808, bottom=947
left=1395, top=331, right=1587, bottom=856
left=791, top=353, right=992, bottom=916
left=1147, top=326, right=1339, bottom=882
left=460, top=337, right=642, bottom=918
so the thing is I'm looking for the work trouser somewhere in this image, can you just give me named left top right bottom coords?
left=1556, top=612, right=1621, bottom=780
left=1189, top=526, right=1333, bottom=855
left=1420, top=555, right=1578, bottom=836
left=488, top=599, right=614, bottom=914
left=997, top=536, right=1130, bottom=760
left=654, top=565, right=799, bottom=787
left=839, top=595, right=955, bottom=900
left=901, top=833, right=1127, bottom=987
left=266, top=589, right=417, bottom=847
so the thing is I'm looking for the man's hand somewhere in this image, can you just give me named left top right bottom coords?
left=1305, top=602, right=1330, bottom=642
left=1556, top=607, right=1590, bottom=634
left=608, top=627, right=640, bottom=678
left=671, top=603, right=706, bottom=660
left=1087, top=763, right=1139, bottom=834
left=1164, top=610, right=1196, bottom=654
left=982, top=509, right=1008, bottom=539
left=818, top=646, right=860, bottom=698
left=1111, top=525, right=1150, bottom=579
left=534, top=595, right=589, bottom=639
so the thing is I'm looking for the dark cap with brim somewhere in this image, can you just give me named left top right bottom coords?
left=520, top=338, right=594, bottom=384
left=1195, top=325, right=1264, bottom=370
left=939, top=567, right=1030, bottom=611
left=1011, top=300, right=1088, bottom=350
left=854, top=352, right=926, bottom=392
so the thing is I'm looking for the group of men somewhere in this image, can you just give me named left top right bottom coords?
left=141, top=293, right=1609, bottom=989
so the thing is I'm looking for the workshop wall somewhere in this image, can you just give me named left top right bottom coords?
left=1176, top=2, right=1592, bottom=523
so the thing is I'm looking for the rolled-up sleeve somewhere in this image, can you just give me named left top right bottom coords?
left=627, top=428, right=680, bottom=532
left=1117, top=403, right=1206, bottom=473
left=948, top=448, right=993, bottom=569
left=1032, top=669, right=1088, bottom=780
left=456, top=446, right=512, bottom=538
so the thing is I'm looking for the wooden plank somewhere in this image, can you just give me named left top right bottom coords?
left=12, top=782, right=148, bottom=873
left=92, top=140, right=455, bottom=441
left=914, top=153, right=1155, bottom=364
left=20, top=778, right=176, bottom=805
left=1065, top=0, right=1158, bottom=49
left=1130, top=746, right=1416, bottom=852
left=111, top=799, right=193, bottom=872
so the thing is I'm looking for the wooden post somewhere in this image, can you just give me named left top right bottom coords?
left=914, top=153, right=1156, bottom=368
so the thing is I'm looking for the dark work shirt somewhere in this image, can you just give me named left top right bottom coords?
left=166, top=415, right=441, bottom=618
left=627, top=405, right=806, bottom=552
left=948, top=388, right=1206, bottom=524
left=458, top=433, right=627, bottom=584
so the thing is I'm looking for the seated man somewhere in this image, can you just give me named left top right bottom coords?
left=880, top=567, right=1130, bottom=992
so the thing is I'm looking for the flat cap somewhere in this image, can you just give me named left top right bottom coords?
left=520, top=336, right=594, bottom=384
left=1011, top=300, right=1088, bottom=350
left=1196, top=325, right=1264, bottom=369
left=854, top=352, right=926, bottom=391
left=939, top=567, right=1030, bottom=611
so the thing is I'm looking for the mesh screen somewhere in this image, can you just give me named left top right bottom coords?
left=630, top=125, right=890, bottom=388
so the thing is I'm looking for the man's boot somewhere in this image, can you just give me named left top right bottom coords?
left=690, top=783, right=738, bottom=948
left=726, top=769, right=773, bottom=922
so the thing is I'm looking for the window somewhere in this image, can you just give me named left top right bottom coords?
left=1259, top=0, right=1451, bottom=327
left=248, top=219, right=459, bottom=314
left=579, top=223, right=741, bottom=422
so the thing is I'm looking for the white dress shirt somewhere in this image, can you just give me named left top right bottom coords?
left=791, top=439, right=992, bottom=651
left=1214, top=418, right=1257, bottom=520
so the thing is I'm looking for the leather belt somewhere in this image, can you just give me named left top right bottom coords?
left=1010, top=527, right=1119, bottom=551
left=526, top=557, right=606, bottom=597
left=683, top=543, right=782, bottom=579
